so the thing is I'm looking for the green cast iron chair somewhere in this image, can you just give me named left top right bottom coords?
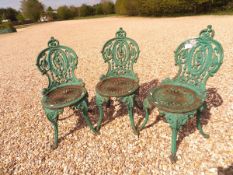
left=95, top=28, right=148, bottom=135
left=143, top=25, right=224, bottom=162
left=36, top=37, right=98, bottom=149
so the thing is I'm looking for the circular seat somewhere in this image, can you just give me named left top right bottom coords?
left=43, top=85, right=86, bottom=109
left=149, top=85, right=203, bottom=113
left=96, top=77, right=139, bottom=97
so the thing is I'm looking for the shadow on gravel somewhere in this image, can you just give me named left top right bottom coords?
left=59, top=79, right=159, bottom=142
left=176, top=88, right=223, bottom=150
left=217, top=163, right=233, bottom=175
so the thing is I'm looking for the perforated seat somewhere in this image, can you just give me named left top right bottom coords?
left=96, top=77, right=139, bottom=97
left=43, top=85, right=86, bottom=109
left=149, top=85, right=202, bottom=113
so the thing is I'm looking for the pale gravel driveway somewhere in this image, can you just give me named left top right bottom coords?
left=0, top=16, right=232, bottom=175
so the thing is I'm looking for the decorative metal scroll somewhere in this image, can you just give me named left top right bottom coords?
left=101, top=28, right=140, bottom=78
left=174, top=25, right=224, bottom=91
left=36, top=37, right=78, bottom=90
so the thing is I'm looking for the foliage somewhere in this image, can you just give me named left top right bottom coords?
left=79, top=4, right=94, bottom=17
left=115, top=0, right=127, bottom=15
left=0, top=21, right=17, bottom=33
left=56, top=3, right=114, bottom=19
left=93, top=4, right=103, bottom=15
left=101, top=1, right=115, bottom=14
left=0, top=8, right=19, bottom=21
left=21, top=0, right=44, bottom=22
left=115, top=0, right=232, bottom=16
left=2, top=0, right=232, bottom=25
left=45, top=6, right=57, bottom=20
left=16, top=13, right=25, bottom=23
left=57, top=6, right=73, bottom=20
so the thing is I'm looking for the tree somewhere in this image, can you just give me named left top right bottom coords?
left=16, top=13, right=25, bottom=23
left=79, top=4, right=94, bottom=17
left=0, top=8, right=19, bottom=21
left=93, top=4, right=104, bottom=15
left=115, top=0, right=232, bottom=16
left=115, top=0, right=128, bottom=15
left=115, top=0, right=140, bottom=16
left=128, top=0, right=140, bottom=16
left=45, top=6, right=56, bottom=20
left=101, top=0, right=115, bottom=14
left=21, top=0, right=44, bottom=22
left=69, top=6, right=79, bottom=17
left=57, top=6, right=72, bottom=20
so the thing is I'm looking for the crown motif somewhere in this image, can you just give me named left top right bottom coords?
left=116, top=27, right=127, bottom=38
left=48, top=37, right=60, bottom=47
left=199, top=25, right=215, bottom=39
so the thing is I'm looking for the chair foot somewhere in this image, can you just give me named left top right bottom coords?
left=170, top=154, right=178, bottom=163
left=51, top=144, right=58, bottom=150
left=200, top=131, right=210, bottom=139
left=197, top=109, right=210, bottom=139
left=92, top=129, right=101, bottom=135
left=132, top=128, right=139, bottom=137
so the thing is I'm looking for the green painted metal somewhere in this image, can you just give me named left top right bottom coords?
left=96, top=77, right=139, bottom=97
left=36, top=37, right=98, bottom=149
left=0, top=28, right=16, bottom=34
left=0, top=22, right=17, bottom=34
left=101, top=27, right=140, bottom=80
left=95, top=28, right=146, bottom=134
left=143, top=25, right=224, bottom=162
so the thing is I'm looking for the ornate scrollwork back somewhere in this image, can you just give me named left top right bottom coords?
left=101, top=28, right=140, bottom=79
left=174, top=25, right=223, bottom=92
left=36, top=37, right=79, bottom=91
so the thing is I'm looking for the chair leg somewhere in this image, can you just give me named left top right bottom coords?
left=75, top=100, right=98, bottom=134
left=170, top=127, right=178, bottom=163
left=138, top=98, right=151, bottom=131
left=197, top=109, right=209, bottom=138
left=128, top=104, right=139, bottom=136
left=121, top=94, right=138, bottom=135
left=96, top=93, right=109, bottom=132
left=165, top=114, right=190, bottom=163
left=44, top=107, right=62, bottom=149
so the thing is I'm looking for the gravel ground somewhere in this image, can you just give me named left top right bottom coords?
left=0, top=16, right=233, bottom=175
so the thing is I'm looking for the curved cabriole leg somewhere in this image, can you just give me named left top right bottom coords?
left=75, top=99, right=98, bottom=134
left=44, top=107, right=62, bottom=149
left=138, top=98, right=151, bottom=131
left=96, top=93, right=109, bottom=132
left=197, top=109, right=209, bottom=138
left=165, top=114, right=190, bottom=163
left=135, top=89, right=143, bottom=110
left=121, top=94, right=138, bottom=135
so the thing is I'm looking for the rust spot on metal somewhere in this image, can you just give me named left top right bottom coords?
left=45, top=85, right=84, bottom=106
left=96, top=77, right=139, bottom=97
left=150, top=84, right=202, bottom=113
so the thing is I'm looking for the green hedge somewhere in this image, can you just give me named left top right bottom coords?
left=115, top=0, right=232, bottom=16
left=0, top=22, right=17, bottom=34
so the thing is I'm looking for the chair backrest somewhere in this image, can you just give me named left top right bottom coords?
left=101, top=28, right=140, bottom=80
left=36, top=37, right=81, bottom=93
left=173, top=25, right=223, bottom=93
